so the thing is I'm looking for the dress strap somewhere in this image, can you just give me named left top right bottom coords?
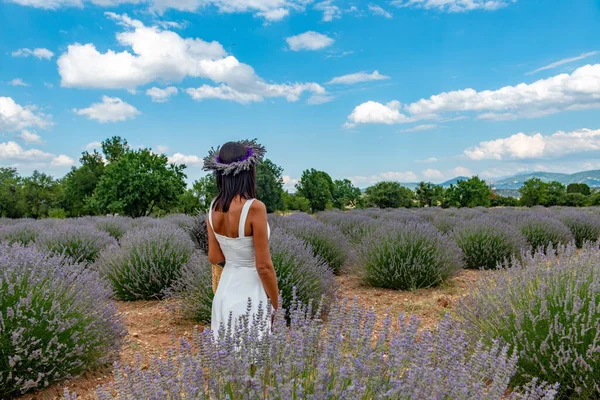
left=238, top=199, right=255, bottom=238
left=208, top=199, right=216, bottom=231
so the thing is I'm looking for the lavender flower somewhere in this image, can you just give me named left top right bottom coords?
left=517, top=214, right=575, bottom=252
left=94, top=216, right=133, bottom=239
left=0, top=243, right=126, bottom=397
left=557, top=210, right=600, bottom=247
left=0, top=220, right=42, bottom=245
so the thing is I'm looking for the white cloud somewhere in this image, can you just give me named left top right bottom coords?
left=156, top=144, right=169, bottom=153
left=58, top=13, right=324, bottom=102
left=146, top=86, right=178, bottom=102
left=326, top=50, right=354, bottom=59
left=399, top=124, right=438, bottom=132
left=282, top=175, right=298, bottom=191
left=73, top=96, right=140, bottom=123
left=44, top=82, right=54, bottom=88
left=0, top=141, right=54, bottom=161
left=169, top=152, right=202, bottom=166
left=327, top=70, right=390, bottom=85
left=346, top=64, right=600, bottom=126
left=451, top=166, right=472, bottom=177
left=186, top=85, right=263, bottom=104
left=307, top=94, right=334, bottom=105
left=416, top=157, right=438, bottom=163
left=11, top=47, right=55, bottom=60
left=0, top=97, right=52, bottom=132
left=315, top=0, right=341, bottom=21
left=465, top=128, right=600, bottom=161
left=391, top=0, right=516, bottom=12
left=84, top=141, right=102, bottom=150
left=18, top=130, right=44, bottom=145
left=526, top=51, right=598, bottom=75
left=9, top=78, right=30, bottom=87
left=286, top=31, right=334, bottom=51
left=368, top=4, right=392, bottom=18
left=350, top=171, right=417, bottom=186
left=422, top=168, right=444, bottom=180
left=256, top=8, right=289, bottom=21
left=51, top=154, right=76, bottom=167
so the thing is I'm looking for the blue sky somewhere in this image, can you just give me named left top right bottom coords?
left=1, top=0, right=599, bottom=190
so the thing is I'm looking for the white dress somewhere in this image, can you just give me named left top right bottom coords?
left=209, top=198, right=271, bottom=336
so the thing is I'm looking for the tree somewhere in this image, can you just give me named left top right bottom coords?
left=21, top=171, right=62, bottom=218
left=365, top=181, right=413, bottom=208
left=93, top=148, right=187, bottom=217
left=490, top=194, right=518, bottom=207
left=567, top=183, right=591, bottom=196
left=0, top=167, right=24, bottom=218
left=61, top=150, right=105, bottom=216
left=176, top=189, right=202, bottom=214
left=256, top=159, right=284, bottom=213
left=332, top=179, right=362, bottom=210
left=192, top=174, right=219, bottom=212
left=283, top=192, right=311, bottom=212
left=442, top=177, right=491, bottom=208
left=101, top=136, right=129, bottom=163
left=295, top=169, right=334, bottom=212
left=519, top=178, right=548, bottom=207
left=546, top=181, right=566, bottom=206
left=563, top=192, right=588, bottom=207
left=415, top=182, right=444, bottom=207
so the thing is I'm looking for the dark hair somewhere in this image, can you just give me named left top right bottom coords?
left=213, top=142, right=257, bottom=213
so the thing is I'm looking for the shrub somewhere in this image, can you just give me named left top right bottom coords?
left=315, top=211, right=376, bottom=244
left=0, top=243, right=126, bottom=397
left=281, top=217, right=349, bottom=274
left=36, top=223, right=117, bottom=264
left=457, top=244, right=600, bottom=399
left=94, top=296, right=558, bottom=400
left=185, top=212, right=209, bottom=255
left=269, top=231, right=336, bottom=314
left=162, top=213, right=194, bottom=230
left=95, top=225, right=195, bottom=300
left=517, top=215, right=575, bottom=251
left=94, top=216, right=133, bottom=239
left=358, top=221, right=464, bottom=290
left=0, top=220, right=41, bottom=245
left=165, top=252, right=213, bottom=323
left=431, top=213, right=462, bottom=234
left=452, top=217, right=528, bottom=269
left=558, top=211, right=600, bottom=247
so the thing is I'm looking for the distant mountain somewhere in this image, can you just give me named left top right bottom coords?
left=490, top=170, right=600, bottom=190
left=440, top=176, right=469, bottom=187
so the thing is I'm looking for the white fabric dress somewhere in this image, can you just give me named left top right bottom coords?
left=209, top=198, right=271, bottom=336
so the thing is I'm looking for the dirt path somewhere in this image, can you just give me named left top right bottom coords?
left=16, top=270, right=481, bottom=399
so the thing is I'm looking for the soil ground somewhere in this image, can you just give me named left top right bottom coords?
left=16, top=269, right=482, bottom=400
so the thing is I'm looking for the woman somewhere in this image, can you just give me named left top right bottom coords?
left=203, top=139, right=279, bottom=336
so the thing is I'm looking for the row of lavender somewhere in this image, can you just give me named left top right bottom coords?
left=2, top=207, right=600, bottom=398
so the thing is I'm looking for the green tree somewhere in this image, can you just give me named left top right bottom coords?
left=442, top=177, right=491, bottom=208
left=256, top=159, right=284, bottom=213
left=567, top=183, right=591, bottom=196
left=365, top=181, right=413, bottom=208
left=61, top=150, right=106, bottom=216
left=519, top=178, right=548, bottom=207
left=21, top=171, right=62, bottom=219
left=93, top=148, right=187, bottom=217
left=332, top=179, right=362, bottom=210
left=415, top=182, right=444, bottom=207
left=192, top=174, right=219, bottom=212
left=563, top=192, right=588, bottom=207
left=295, top=169, right=334, bottom=212
left=546, top=181, right=566, bottom=206
left=101, top=136, right=129, bottom=163
left=0, top=167, right=25, bottom=218
left=283, top=192, right=311, bottom=212
left=490, top=194, right=518, bottom=207
left=176, top=189, right=202, bottom=215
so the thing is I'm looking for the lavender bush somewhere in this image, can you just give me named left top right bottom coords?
left=0, top=243, right=126, bottom=397
left=452, top=217, right=529, bottom=269
left=165, top=251, right=214, bottom=323
left=269, top=231, right=336, bottom=314
left=280, top=217, right=349, bottom=274
left=0, top=220, right=41, bottom=245
left=36, top=223, right=117, bottom=264
left=95, top=225, right=195, bottom=300
left=162, top=213, right=194, bottom=230
left=557, top=211, right=600, bottom=247
left=457, top=244, right=600, bottom=399
left=95, top=295, right=557, bottom=400
left=358, top=221, right=464, bottom=290
left=517, top=215, right=575, bottom=252
left=184, top=212, right=209, bottom=255
left=94, top=216, right=133, bottom=240
left=315, top=211, right=376, bottom=244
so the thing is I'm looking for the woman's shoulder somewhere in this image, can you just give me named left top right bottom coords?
left=248, top=199, right=267, bottom=214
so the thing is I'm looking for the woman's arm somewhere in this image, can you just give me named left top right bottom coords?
left=250, top=201, right=279, bottom=310
left=207, top=217, right=225, bottom=266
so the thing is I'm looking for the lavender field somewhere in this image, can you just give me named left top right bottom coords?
left=3, top=207, right=600, bottom=399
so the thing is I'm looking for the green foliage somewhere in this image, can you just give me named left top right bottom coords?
left=563, top=192, right=588, bottom=207
left=332, top=179, right=362, bottom=210
left=490, top=194, right=518, bottom=207
left=415, top=182, right=444, bottom=207
left=567, top=183, right=591, bottom=196
left=442, top=177, right=491, bottom=208
left=283, top=192, right=311, bottom=212
left=21, top=171, right=63, bottom=219
left=192, top=174, right=218, bottom=213
left=101, top=136, right=129, bottom=163
left=93, top=149, right=187, bottom=218
left=546, top=181, right=566, bottom=206
left=256, top=159, right=284, bottom=213
left=61, top=151, right=105, bottom=217
left=176, top=189, right=202, bottom=215
left=519, top=178, right=549, bottom=207
left=295, top=169, right=334, bottom=212
left=48, top=208, right=67, bottom=219
left=0, top=167, right=25, bottom=218
left=365, top=181, right=413, bottom=208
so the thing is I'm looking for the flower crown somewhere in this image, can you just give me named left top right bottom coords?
left=202, top=139, right=266, bottom=176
